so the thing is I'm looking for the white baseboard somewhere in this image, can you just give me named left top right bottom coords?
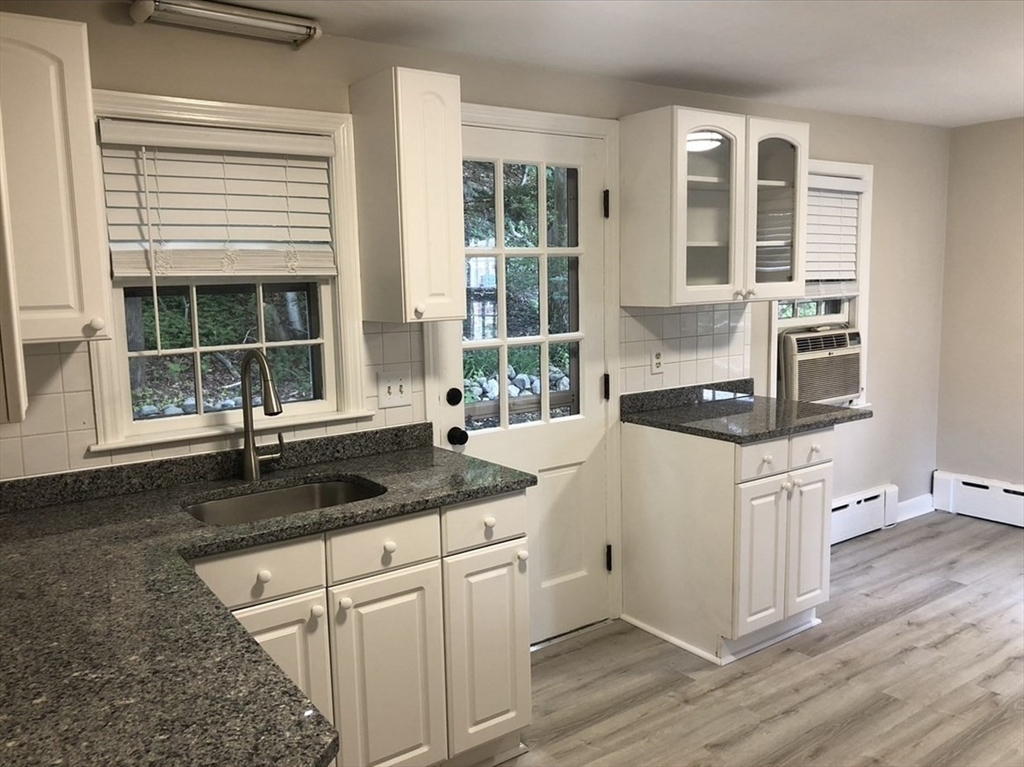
left=933, top=470, right=1024, bottom=527
left=897, top=493, right=935, bottom=522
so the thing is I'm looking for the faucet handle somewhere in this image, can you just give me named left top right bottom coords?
left=258, top=432, right=285, bottom=464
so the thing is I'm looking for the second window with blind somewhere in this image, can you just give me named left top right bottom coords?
left=90, top=93, right=365, bottom=449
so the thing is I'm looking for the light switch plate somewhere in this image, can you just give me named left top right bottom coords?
left=377, top=369, right=412, bottom=408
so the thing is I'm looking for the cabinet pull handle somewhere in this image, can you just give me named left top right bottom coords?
left=383, top=540, right=398, bottom=554
left=517, top=550, right=529, bottom=562
left=310, top=604, right=325, bottom=619
left=413, top=303, right=427, bottom=318
left=483, top=516, right=497, bottom=529
left=763, top=454, right=774, bottom=464
left=339, top=597, right=354, bottom=610
left=811, top=444, right=821, bottom=453
left=793, top=478, right=804, bottom=488
left=733, top=290, right=745, bottom=300
left=780, top=481, right=793, bottom=493
left=746, top=289, right=756, bottom=299
left=88, top=317, right=106, bottom=331
left=257, top=569, right=273, bottom=584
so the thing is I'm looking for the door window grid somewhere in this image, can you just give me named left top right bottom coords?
left=462, top=159, right=582, bottom=431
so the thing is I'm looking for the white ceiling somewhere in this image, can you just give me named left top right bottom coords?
left=240, top=0, right=1024, bottom=128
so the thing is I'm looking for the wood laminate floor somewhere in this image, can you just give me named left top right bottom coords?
left=510, top=512, right=1024, bottom=767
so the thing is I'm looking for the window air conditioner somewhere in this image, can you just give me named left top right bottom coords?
left=779, top=328, right=862, bottom=404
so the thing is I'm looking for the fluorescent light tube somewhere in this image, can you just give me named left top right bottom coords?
left=129, top=0, right=322, bottom=47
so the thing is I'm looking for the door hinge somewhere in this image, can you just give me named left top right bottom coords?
left=605, top=544, right=613, bottom=572
left=602, top=189, right=610, bottom=219
left=602, top=372, right=611, bottom=400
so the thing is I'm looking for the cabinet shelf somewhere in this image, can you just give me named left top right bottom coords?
left=687, top=175, right=730, bottom=191
left=688, top=241, right=729, bottom=248
left=757, top=179, right=791, bottom=188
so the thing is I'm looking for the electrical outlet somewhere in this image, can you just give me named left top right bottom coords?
left=650, top=348, right=664, bottom=374
left=377, top=370, right=412, bottom=409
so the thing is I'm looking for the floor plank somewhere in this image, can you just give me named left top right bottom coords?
left=509, top=512, right=1024, bottom=767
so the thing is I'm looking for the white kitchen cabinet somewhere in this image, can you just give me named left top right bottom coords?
left=0, top=111, right=27, bottom=424
left=330, top=561, right=448, bottom=767
left=233, top=589, right=334, bottom=725
left=0, top=13, right=112, bottom=342
left=621, top=424, right=833, bottom=664
left=443, top=537, right=531, bottom=756
left=620, top=105, right=807, bottom=306
left=350, top=67, right=466, bottom=323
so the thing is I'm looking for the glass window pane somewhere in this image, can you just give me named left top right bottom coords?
left=548, top=256, right=579, bottom=335
left=754, top=138, right=797, bottom=285
left=549, top=342, right=580, bottom=419
left=797, top=300, right=819, bottom=318
left=504, top=163, right=539, bottom=248
left=464, top=348, right=499, bottom=431
left=201, top=349, right=252, bottom=412
left=822, top=299, right=843, bottom=315
left=196, top=285, right=258, bottom=347
left=464, top=160, right=496, bottom=248
left=124, top=286, right=192, bottom=351
left=263, top=283, right=318, bottom=342
left=268, top=345, right=322, bottom=404
left=546, top=166, right=579, bottom=248
left=686, top=130, right=732, bottom=287
left=507, top=344, right=541, bottom=425
left=506, top=257, right=540, bottom=337
left=464, top=256, right=498, bottom=341
left=778, top=301, right=795, bottom=320
left=129, top=354, right=196, bottom=419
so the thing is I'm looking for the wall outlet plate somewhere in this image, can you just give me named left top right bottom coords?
left=650, top=347, right=664, bottom=375
left=377, top=370, right=412, bottom=409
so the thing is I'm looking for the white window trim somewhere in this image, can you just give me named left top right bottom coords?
left=89, top=90, right=369, bottom=452
left=768, top=159, right=873, bottom=406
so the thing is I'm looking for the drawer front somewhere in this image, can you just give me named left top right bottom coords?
left=327, top=510, right=440, bottom=584
left=442, top=492, right=527, bottom=555
left=790, top=428, right=835, bottom=469
left=736, top=437, right=790, bottom=482
left=193, top=535, right=325, bottom=610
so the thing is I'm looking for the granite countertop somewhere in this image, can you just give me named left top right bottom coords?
left=0, top=424, right=536, bottom=767
left=620, top=379, right=872, bottom=443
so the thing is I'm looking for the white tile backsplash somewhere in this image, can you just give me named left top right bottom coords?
left=619, top=303, right=751, bottom=394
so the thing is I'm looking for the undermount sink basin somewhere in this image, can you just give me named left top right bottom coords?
left=185, top=479, right=387, bottom=526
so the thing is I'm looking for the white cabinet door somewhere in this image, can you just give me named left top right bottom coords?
left=330, top=561, right=447, bottom=767
left=443, top=537, right=531, bottom=756
left=785, top=463, right=833, bottom=615
left=745, top=117, right=809, bottom=301
left=350, top=67, right=465, bottom=324
left=233, top=589, right=334, bottom=725
left=734, top=474, right=788, bottom=638
left=0, top=13, right=111, bottom=342
left=0, top=110, right=27, bottom=424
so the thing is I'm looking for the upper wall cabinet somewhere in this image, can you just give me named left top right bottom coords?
left=0, top=13, right=112, bottom=342
left=350, top=67, right=467, bottom=324
left=620, top=106, right=808, bottom=306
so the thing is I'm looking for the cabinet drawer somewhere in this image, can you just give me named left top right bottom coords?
left=736, top=437, right=790, bottom=482
left=442, top=492, right=527, bottom=555
left=327, top=510, right=440, bottom=584
left=193, top=535, right=325, bottom=610
left=790, top=428, right=834, bottom=469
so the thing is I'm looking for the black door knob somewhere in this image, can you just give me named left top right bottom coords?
left=446, top=387, right=463, bottom=406
left=447, top=426, right=469, bottom=446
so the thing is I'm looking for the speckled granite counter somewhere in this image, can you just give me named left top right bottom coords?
left=621, top=379, right=872, bottom=443
left=0, top=424, right=536, bottom=767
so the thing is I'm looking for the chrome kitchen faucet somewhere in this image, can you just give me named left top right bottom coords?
left=240, top=349, right=284, bottom=482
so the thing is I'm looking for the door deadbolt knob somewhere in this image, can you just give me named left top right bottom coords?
left=447, top=427, right=469, bottom=446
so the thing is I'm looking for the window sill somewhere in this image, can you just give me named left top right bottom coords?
left=87, top=408, right=376, bottom=454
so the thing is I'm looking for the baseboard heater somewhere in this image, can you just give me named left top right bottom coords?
left=831, top=484, right=898, bottom=544
left=933, top=471, right=1024, bottom=528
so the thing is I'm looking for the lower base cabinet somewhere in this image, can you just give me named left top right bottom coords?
left=330, top=561, right=448, bottom=767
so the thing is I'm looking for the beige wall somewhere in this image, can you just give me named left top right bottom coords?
left=937, top=118, right=1024, bottom=485
left=0, top=0, right=956, bottom=501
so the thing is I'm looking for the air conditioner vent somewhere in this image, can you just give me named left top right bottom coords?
left=795, top=332, right=849, bottom=353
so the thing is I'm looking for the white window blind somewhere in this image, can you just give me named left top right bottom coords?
left=98, top=118, right=337, bottom=278
left=805, top=174, right=864, bottom=294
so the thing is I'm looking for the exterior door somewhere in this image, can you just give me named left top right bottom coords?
left=429, top=121, right=612, bottom=643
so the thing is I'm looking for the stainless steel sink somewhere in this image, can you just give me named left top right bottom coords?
left=184, top=479, right=387, bottom=526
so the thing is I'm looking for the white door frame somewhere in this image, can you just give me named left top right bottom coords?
left=423, top=103, right=622, bottom=623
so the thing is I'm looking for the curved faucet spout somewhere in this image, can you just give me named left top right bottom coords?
left=241, top=349, right=284, bottom=481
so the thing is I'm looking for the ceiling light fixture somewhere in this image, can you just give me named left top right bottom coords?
left=128, top=0, right=322, bottom=47
left=686, top=130, right=724, bottom=153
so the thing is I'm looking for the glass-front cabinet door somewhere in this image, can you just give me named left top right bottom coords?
left=673, top=109, right=747, bottom=304
left=745, top=117, right=809, bottom=300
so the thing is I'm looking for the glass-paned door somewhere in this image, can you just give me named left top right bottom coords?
left=430, top=123, right=610, bottom=643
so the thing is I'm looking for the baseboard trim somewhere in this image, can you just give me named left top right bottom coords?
left=619, top=614, right=723, bottom=665
left=933, top=470, right=1024, bottom=527
left=897, top=493, right=934, bottom=522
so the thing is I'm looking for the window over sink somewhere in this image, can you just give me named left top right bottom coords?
left=88, top=91, right=367, bottom=451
